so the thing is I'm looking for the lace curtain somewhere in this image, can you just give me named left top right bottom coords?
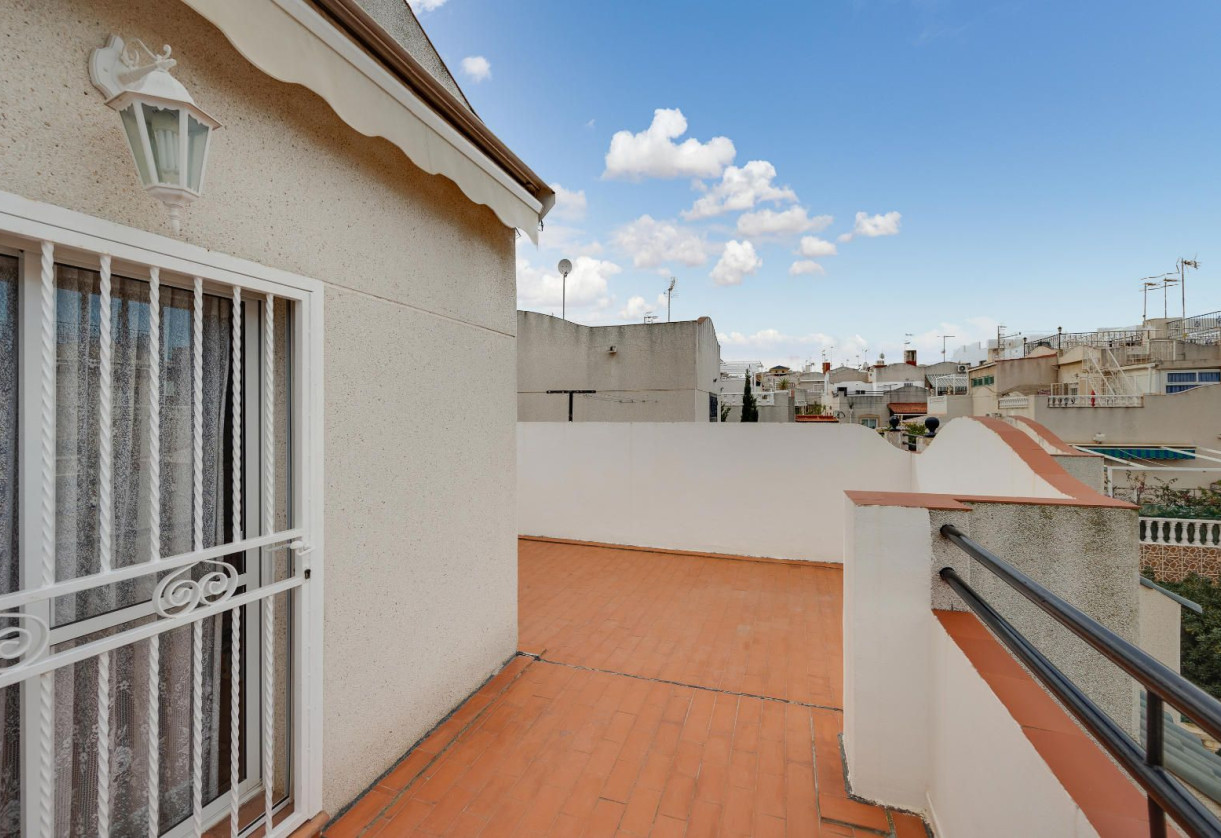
left=49, top=266, right=235, bottom=837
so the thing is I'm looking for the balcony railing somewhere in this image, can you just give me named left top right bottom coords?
left=1048, top=394, right=1143, bottom=408
left=940, top=524, right=1221, bottom=838
left=1140, top=517, right=1221, bottom=548
left=997, top=395, right=1030, bottom=409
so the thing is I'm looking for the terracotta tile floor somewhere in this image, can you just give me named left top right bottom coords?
left=324, top=540, right=929, bottom=837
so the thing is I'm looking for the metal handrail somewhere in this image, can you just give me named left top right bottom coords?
left=940, top=523, right=1221, bottom=838
left=1140, top=576, right=1204, bottom=615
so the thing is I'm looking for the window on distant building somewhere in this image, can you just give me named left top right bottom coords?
left=1165, top=370, right=1221, bottom=394
left=860, top=416, right=878, bottom=429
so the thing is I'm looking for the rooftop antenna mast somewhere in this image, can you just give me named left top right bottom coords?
left=1178, top=257, right=1200, bottom=336
left=940, top=334, right=955, bottom=362
left=666, top=277, right=676, bottom=322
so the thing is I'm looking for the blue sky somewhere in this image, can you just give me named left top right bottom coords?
left=413, top=0, right=1221, bottom=366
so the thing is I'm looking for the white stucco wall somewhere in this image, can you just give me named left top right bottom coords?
left=517, top=423, right=912, bottom=562
left=916, top=417, right=1069, bottom=498
left=926, top=620, right=1100, bottom=838
left=844, top=500, right=1130, bottom=834
left=0, top=0, right=520, bottom=814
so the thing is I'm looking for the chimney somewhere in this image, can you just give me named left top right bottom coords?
left=822, top=362, right=831, bottom=373
left=904, top=349, right=917, bottom=366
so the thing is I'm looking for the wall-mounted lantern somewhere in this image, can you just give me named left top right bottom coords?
left=89, top=36, right=220, bottom=234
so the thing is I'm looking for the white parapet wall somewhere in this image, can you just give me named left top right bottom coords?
left=517, top=422, right=912, bottom=562
left=517, top=417, right=1086, bottom=563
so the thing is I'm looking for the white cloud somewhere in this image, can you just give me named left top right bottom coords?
left=683, top=161, right=796, bottom=219
left=717, top=329, right=874, bottom=367
left=797, top=236, right=837, bottom=259
left=535, top=223, right=602, bottom=256
left=788, top=260, right=826, bottom=277
left=839, top=210, right=902, bottom=242
left=613, top=215, right=709, bottom=269
left=407, top=0, right=447, bottom=10
left=710, top=240, right=762, bottom=287
left=460, top=56, right=491, bottom=83
left=516, top=254, right=621, bottom=314
left=736, top=207, right=832, bottom=239
left=549, top=183, right=587, bottom=221
left=604, top=108, right=735, bottom=180
left=620, top=296, right=652, bottom=319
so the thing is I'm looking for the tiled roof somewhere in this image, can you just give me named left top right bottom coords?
left=888, top=402, right=928, bottom=414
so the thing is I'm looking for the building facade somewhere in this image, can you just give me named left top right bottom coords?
left=517, top=312, right=722, bottom=422
left=0, top=0, right=550, bottom=831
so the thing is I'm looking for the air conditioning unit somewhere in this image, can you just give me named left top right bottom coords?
left=957, top=364, right=968, bottom=373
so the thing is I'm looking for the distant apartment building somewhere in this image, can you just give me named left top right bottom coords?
left=935, top=312, right=1221, bottom=493
left=518, top=311, right=722, bottom=421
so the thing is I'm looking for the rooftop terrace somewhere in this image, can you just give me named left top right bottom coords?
left=320, top=417, right=1221, bottom=836
left=323, top=539, right=926, bottom=837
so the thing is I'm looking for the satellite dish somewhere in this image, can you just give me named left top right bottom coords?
left=557, top=258, right=573, bottom=277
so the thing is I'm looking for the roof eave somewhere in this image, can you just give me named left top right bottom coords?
left=310, top=0, right=554, bottom=218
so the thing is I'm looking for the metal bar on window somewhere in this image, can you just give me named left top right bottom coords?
left=230, top=604, right=242, bottom=837
left=96, top=252, right=114, bottom=837
left=262, top=293, right=276, bottom=832
left=232, top=287, right=243, bottom=541
left=23, top=240, right=57, bottom=838
left=0, top=575, right=303, bottom=690
left=0, top=528, right=302, bottom=613
left=230, top=285, right=244, bottom=838
left=147, top=265, right=162, bottom=838
left=192, top=619, right=204, bottom=838
left=193, top=276, right=203, bottom=554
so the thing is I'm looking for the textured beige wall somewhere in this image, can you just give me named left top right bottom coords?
left=961, top=502, right=1141, bottom=734
left=1137, top=585, right=1181, bottom=673
left=0, top=0, right=519, bottom=815
left=517, top=312, right=720, bottom=422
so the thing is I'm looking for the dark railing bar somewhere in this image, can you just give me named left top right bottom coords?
left=940, top=523, right=1221, bottom=744
left=1140, top=576, right=1204, bottom=615
left=940, top=568, right=1219, bottom=838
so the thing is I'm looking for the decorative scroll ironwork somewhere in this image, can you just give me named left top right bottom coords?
left=0, top=612, right=50, bottom=666
left=154, top=561, right=239, bottom=618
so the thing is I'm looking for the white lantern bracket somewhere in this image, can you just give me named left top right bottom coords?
left=90, top=36, right=182, bottom=104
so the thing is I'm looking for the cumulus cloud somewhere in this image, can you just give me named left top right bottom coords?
left=407, top=0, right=447, bottom=10
left=516, top=255, right=621, bottom=313
left=710, top=240, right=762, bottom=287
left=839, top=210, right=902, bottom=242
left=604, top=109, right=735, bottom=180
left=549, top=183, right=587, bottom=221
left=797, top=236, right=837, bottom=258
left=613, top=215, right=710, bottom=269
left=717, top=329, right=870, bottom=366
left=460, top=56, right=491, bottom=82
left=620, top=296, right=650, bottom=318
left=788, top=260, right=826, bottom=277
left=736, top=207, right=832, bottom=239
left=683, top=161, right=796, bottom=219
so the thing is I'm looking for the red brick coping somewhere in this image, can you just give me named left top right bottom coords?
left=936, top=610, right=1157, bottom=837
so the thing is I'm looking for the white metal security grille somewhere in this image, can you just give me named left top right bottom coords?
left=0, top=193, right=323, bottom=837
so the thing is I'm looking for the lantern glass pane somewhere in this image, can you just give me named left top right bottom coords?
left=141, top=102, right=182, bottom=186
left=118, top=105, right=153, bottom=186
left=186, top=114, right=210, bottom=193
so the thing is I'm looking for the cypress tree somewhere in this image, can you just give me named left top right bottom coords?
left=741, top=374, right=759, bottom=422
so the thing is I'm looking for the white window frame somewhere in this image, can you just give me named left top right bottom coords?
left=0, top=189, right=325, bottom=837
